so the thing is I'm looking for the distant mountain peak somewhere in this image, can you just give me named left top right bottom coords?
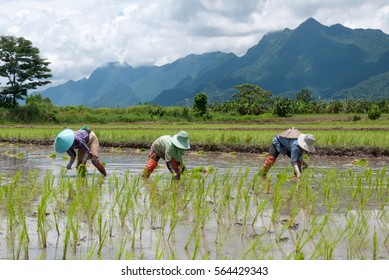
left=297, top=17, right=326, bottom=30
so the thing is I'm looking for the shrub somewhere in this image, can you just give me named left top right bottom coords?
left=272, top=97, right=293, bottom=117
left=367, top=106, right=381, bottom=120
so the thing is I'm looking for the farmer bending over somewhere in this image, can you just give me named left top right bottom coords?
left=54, top=126, right=107, bottom=176
left=143, top=130, right=190, bottom=179
left=259, top=127, right=315, bottom=178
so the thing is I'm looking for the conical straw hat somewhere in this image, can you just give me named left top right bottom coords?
left=279, top=127, right=301, bottom=139
left=54, top=128, right=75, bottom=153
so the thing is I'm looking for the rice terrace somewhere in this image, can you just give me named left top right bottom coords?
left=1, top=113, right=389, bottom=260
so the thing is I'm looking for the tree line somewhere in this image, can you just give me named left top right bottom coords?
left=207, top=85, right=387, bottom=120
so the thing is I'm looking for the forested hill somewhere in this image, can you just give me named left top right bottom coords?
left=38, top=18, right=389, bottom=107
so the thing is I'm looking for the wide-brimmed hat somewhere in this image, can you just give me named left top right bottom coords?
left=172, top=130, right=190, bottom=150
left=54, top=128, right=75, bottom=153
left=279, top=127, right=301, bottom=139
left=297, top=134, right=315, bottom=153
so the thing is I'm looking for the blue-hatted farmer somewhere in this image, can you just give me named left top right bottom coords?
left=143, top=130, right=190, bottom=179
left=259, top=127, right=315, bottom=178
left=54, top=126, right=107, bottom=176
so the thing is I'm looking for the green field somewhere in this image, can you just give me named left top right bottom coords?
left=1, top=114, right=389, bottom=153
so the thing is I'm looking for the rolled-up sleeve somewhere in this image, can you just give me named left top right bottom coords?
left=290, top=141, right=303, bottom=166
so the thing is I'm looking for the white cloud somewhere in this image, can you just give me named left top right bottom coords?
left=0, top=0, right=388, bottom=87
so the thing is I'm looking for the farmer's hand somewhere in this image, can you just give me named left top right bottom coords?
left=292, top=174, right=301, bottom=182
left=302, top=161, right=308, bottom=169
left=293, top=164, right=301, bottom=178
left=166, top=162, right=174, bottom=174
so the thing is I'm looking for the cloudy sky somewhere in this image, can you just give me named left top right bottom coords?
left=1, top=0, right=389, bottom=87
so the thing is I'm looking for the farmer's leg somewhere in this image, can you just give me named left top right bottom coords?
left=77, top=150, right=85, bottom=167
left=91, top=156, right=107, bottom=176
left=143, top=151, right=160, bottom=178
left=88, top=132, right=106, bottom=176
left=88, top=132, right=99, bottom=159
left=259, top=144, right=279, bottom=177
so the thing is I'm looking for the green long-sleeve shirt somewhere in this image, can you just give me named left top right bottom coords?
left=151, top=135, right=185, bottom=163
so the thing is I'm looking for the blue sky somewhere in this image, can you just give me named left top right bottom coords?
left=1, top=0, right=388, bottom=87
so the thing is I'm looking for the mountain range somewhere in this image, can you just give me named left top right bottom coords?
left=38, top=18, right=389, bottom=107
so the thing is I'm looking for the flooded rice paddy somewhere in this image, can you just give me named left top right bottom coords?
left=0, top=144, right=388, bottom=260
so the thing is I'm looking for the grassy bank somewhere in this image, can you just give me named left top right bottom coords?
left=1, top=114, right=389, bottom=156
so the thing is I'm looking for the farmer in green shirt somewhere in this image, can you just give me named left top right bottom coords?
left=143, top=131, right=190, bottom=179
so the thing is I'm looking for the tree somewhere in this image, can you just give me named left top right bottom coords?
left=0, top=36, right=52, bottom=107
left=15, top=93, right=58, bottom=123
left=232, top=83, right=272, bottom=115
left=296, top=88, right=314, bottom=103
left=193, top=92, right=208, bottom=116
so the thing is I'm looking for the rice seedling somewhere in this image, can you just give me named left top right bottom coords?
left=66, top=200, right=81, bottom=254
left=191, top=233, right=201, bottom=260
left=167, top=188, right=180, bottom=241
left=96, top=213, right=109, bottom=256
left=15, top=214, right=30, bottom=260
left=322, top=224, right=347, bottom=260
left=47, top=153, right=57, bottom=159
left=241, top=230, right=268, bottom=259
left=130, top=213, right=141, bottom=249
left=241, top=187, right=251, bottom=226
left=62, top=222, right=71, bottom=260
left=271, top=174, right=288, bottom=222
left=86, top=241, right=98, bottom=260
left=116, top=186, right=134, bottom=228
left=154, top=229, right=165, bottom=260
left=289, top=214, right=329, bottom=259
left=373, top=229, right=379, bottom=260
left=53, top=211, right=60, bottom=236
left=251, top=198, right=269, bottom=227
left=37, top=189, right=51, bottom=248
left=6, top=200, right=17, bottom=256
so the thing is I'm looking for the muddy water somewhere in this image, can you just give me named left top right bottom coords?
left=0, top=144, right=388, bottom=260
left=2, top=144, right=387, bottom=178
